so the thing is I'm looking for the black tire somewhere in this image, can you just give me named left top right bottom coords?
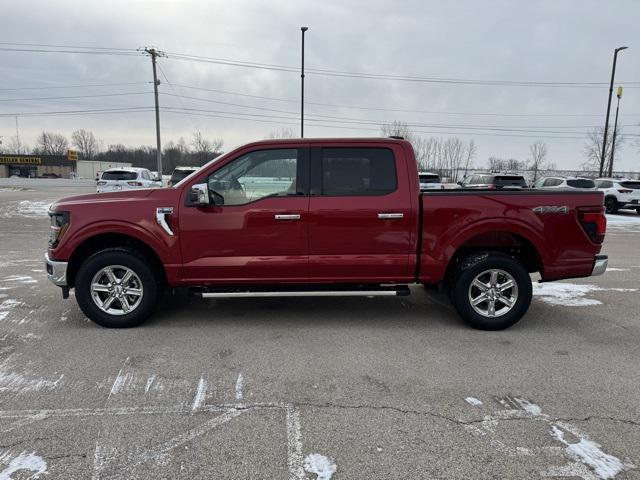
left=636, top=208, right=640, bottom=215
left=75, top=247, right=161, bottom=328
left=604, top=197, right=618, bottom=214
left=449, top=252, right=532, bottom=330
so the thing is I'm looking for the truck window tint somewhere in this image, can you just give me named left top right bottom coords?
left=101, top=171, right=137, bottom=181
left=321, top=148, right=396, bottom=196
left=567, top=179, right=595, bottom=188
left=208, top=149, right=298, bottom=205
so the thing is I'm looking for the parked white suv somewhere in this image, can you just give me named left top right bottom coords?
left=96, top=168, right=161, bottom=193
left=595, top=178, right=640, bottom=214
left=418, top=172, right=461, bottom=190
left=534, top=176, right=596, bottom=190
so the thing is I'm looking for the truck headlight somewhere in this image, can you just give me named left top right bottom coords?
left=48, top=211, right=70, bottom=248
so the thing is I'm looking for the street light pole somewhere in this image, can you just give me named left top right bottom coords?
left=300, top=26, right=308, bottom=138
left=599, top=46, right=628, bottom=177
left=608, top=85, right=623, bottom=177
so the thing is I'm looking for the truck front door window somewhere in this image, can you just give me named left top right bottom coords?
left=207, top=148, right=298, bottom=205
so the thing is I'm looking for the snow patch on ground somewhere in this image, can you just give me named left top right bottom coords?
left=0, top=201, right=51, bottom=218
left=533, top=282, right=637, bottom=306
left=0, top=299, right=22, bottom=322
left=606, top=268, right=629, bottom=272
left=235, top=373, right=244, bottom=400
left=0, top=450, right=47, bottom=479
left=191, top=377, right=207, bottom=411
left=304, top=453, right=337, bottom=480
left=2, top=275, right=37, bottom=285
left=0, top=358, right=64, bottom=394
left=551, top=425, right=632, bottom=479
left=465, top=396, right=483, bottom=406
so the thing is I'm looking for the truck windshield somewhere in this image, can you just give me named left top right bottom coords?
left=101, top=171, right=137, bottom=181
left=567, top=179, right=595, bottom=188
left=494, top=176, right=527, bottom=188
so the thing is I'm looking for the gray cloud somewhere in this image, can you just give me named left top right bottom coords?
left=0, top=0, right=638, bottom=169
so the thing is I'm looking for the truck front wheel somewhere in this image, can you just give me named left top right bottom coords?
left=75, top=248, right=160, bottom=328
left=450, top=252, right=532, bottom=330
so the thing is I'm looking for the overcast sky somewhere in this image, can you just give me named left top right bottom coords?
left=1, top=0, right=639, bottom=170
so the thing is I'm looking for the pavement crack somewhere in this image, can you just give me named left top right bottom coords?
left=552, top=415, right=640, bottom=427
left=293, top=401, right=465, bottom=425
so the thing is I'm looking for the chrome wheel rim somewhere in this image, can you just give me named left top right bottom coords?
left=468, top=269, right=518, bottom=318
left=90, top=265, right=143, bottom=316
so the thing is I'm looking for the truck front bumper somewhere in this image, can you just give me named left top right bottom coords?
left=45, top=253, right=68, bottom=287
left=591, top=255, right=608, bottom=276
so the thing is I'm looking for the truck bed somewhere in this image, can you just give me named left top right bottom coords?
left=418, top=189, right=605, bottom=284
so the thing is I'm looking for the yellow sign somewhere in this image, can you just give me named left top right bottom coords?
left=0, top=156, right=42, bottom=165
left=67, top=150, right=79, bottom=161
left=617, top=85, right=623, bottom=98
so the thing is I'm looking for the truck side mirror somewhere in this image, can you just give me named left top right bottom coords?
left=189, top=183, right=210, bottom=206
left=188, top=183, right=224, bottom=206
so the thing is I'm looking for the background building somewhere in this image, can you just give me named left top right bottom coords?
left=0, top=154, right=131, bottom=179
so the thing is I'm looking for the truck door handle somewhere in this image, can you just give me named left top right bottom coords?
left=378, top=213, right=404, bottom=219
left=274, top=214, right=301, bottom=220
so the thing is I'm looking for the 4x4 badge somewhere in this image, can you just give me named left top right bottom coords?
left=532, top=206, right=569, bottom=214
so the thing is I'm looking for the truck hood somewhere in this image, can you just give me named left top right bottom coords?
left=51, top=189, right=157, bottom=211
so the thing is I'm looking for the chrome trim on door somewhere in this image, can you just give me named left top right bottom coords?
left=274, top=214, right=301, bottom=220
left=377, top=213, right=404, bottom=219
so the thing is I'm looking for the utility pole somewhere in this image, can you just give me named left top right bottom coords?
left=300, top=27, right=308, bottom=138
left=608, top=85, right=623, bottom=177
left=599, top=46, right=628, bottom=177
left=142, top=47, right=166, bottom=175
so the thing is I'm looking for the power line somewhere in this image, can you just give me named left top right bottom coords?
left=0, top=42, right=137, bottom=52
left=0, top=47, right=139, bottom=56
left=165, top=51, right=640, bottom=88
left=157, top=91, right=638, bottom=130
left=0, top=82, right=149, bottom=92
left=169, top=83, right=640, bottom=117
left=0, top=91, right=152, bottom=102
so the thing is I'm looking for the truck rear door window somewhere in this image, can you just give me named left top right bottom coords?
left=321, top=148, right=397, bottom=196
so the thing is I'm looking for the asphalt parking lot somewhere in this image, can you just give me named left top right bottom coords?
left=0, top=181, right=639, bottom=479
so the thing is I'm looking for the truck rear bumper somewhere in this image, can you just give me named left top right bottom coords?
left=45, top=253, right=68, bottom=287
left=591, top=255, right=608, bottom=276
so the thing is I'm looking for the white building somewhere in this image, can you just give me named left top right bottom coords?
left=76, top=160, right=133, bottom=180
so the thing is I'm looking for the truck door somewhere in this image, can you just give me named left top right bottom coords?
left=178, top=147, right=309, bottom=282
left=307, top=145, right=414, bottom=282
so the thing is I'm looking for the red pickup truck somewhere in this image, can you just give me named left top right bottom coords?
left=45, top=138, right=607, bottom=330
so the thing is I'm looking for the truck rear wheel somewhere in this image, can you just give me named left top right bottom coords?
left=75, top=248, right=160, bottom=328
left=450, top=252, right=532, bottom=330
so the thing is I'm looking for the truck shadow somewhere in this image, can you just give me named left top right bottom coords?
left=150, top=286, right=466, bottom=330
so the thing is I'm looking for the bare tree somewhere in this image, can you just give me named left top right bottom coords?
left=191, top=130, right=223, bottom=163
left=462, top=140, right=476, bottom=176
left=527, top=141, right=555, bottom=183
left=582, top=127, right=624, bottom=172
left=71, top=129, right=100, bottom=160
left=1, top=135, right=30, bottom=154
left=34, top=131, right=69, bottom=155
left=268, top=128, right=297, bottom=139
left=380, top=121, right=417, bottom=144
